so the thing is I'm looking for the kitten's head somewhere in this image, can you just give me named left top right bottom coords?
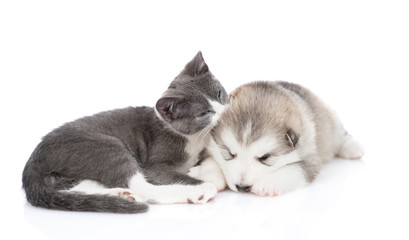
left=155, top=51, right=228, bottom=135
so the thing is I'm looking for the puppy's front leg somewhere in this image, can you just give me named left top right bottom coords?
left=188, top=157, right=227, bottom=192
left=251, top=163, right=308, bottom=197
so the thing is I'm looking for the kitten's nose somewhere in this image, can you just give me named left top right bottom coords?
left=236, top=184, right=251, bottom=192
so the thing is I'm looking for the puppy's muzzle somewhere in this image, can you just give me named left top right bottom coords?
left=236, top=184, right=251, bottom=192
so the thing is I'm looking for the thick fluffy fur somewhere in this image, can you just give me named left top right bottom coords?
left=22, top=52, right=228, bottom=213
left=203, top=81, right=364, bottom=196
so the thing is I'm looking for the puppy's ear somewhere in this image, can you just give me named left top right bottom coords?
left=286, top=129, right=299, bottom=148
left=156, top=97, right=184, bottom=121
left=228, top=94, right=235, bottom=103
left=181, top=51, right=209, bottom=77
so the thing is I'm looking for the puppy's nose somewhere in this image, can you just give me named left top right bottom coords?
left=236, top=185, right=251, bottom=192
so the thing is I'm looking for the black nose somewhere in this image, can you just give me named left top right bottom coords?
left=236, top=185, right=251, bottom=192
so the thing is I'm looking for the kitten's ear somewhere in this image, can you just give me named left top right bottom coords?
left=286, top=129, right=299, bottom=148
left=156, top=97, right=183, bottom=121
left=181, top=51, right=209, bottom=77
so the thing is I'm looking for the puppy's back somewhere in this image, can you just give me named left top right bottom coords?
left=276, top=81, right=342, bottom=163
left=229, top=81, right=341, bottom=163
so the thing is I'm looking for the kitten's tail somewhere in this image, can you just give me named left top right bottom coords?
left=22, top=166, right=148, bottom=214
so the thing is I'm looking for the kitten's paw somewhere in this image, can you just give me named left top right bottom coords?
left=188, top=166, right=201, bottom=178
left=251, top=180, right=282, bottom=197
left=213, top=178, right=227, bottom=192
left=189, top=167, right=226, bottom=192
left=108, top=188, right=142, bottom=202
left=119, top=191, right=137, bottom=201
left=186, top=182, right=217, bottom=204
left=338, top=137, right=364, bottom=160
left=188, top=159, right=227, bottom=192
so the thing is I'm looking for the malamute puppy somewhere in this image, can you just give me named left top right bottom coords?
left=202, top=81, right=364, bottom=196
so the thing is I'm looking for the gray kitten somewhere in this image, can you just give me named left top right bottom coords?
left=22, top=52, right=228, bottom=213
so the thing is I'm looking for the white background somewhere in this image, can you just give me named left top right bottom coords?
left=1, top=1, right=408, bottom=239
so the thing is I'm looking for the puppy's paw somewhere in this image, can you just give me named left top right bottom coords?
left=251, top=180, right=282, bottom=197
left=186, top=182, right=217, bottom=204
left=338, top=137, right=364, bottom=160
left=250, top=165, right=307, bottom=197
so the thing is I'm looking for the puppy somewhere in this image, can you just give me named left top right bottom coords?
left=193, top=81, right=364, bottom=196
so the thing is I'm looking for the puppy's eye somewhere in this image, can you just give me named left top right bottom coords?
left=223, top=151, right=236, bottom=161
left=258, top=153, right=270, bottom=162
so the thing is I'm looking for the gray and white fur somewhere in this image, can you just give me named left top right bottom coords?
left=22, top=52, right=228, bottom=213
left=200, top=81, right=364, bottom=196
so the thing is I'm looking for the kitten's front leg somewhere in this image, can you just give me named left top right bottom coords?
left=251, top=163, right=308, bottom=197
left=131, top=170, right=217, bottom=204
left=188, top=157, right=227, bottom=192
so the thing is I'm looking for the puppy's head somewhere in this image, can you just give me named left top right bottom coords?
left=209, top=81, right=305, bottom=192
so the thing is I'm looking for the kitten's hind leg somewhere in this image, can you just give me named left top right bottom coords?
left=64, top=180, right=144, bottom=202
left=128, top=174, right=217, bottom=204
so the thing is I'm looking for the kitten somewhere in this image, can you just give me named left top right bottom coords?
left=22, top=52, right=229, bottom=213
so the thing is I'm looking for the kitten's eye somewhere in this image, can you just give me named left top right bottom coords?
left=217, top=90, right=222, bottom=100
left=258, top=153, right=270, bottom=162
left=199, top=110, right=211, bottom=117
